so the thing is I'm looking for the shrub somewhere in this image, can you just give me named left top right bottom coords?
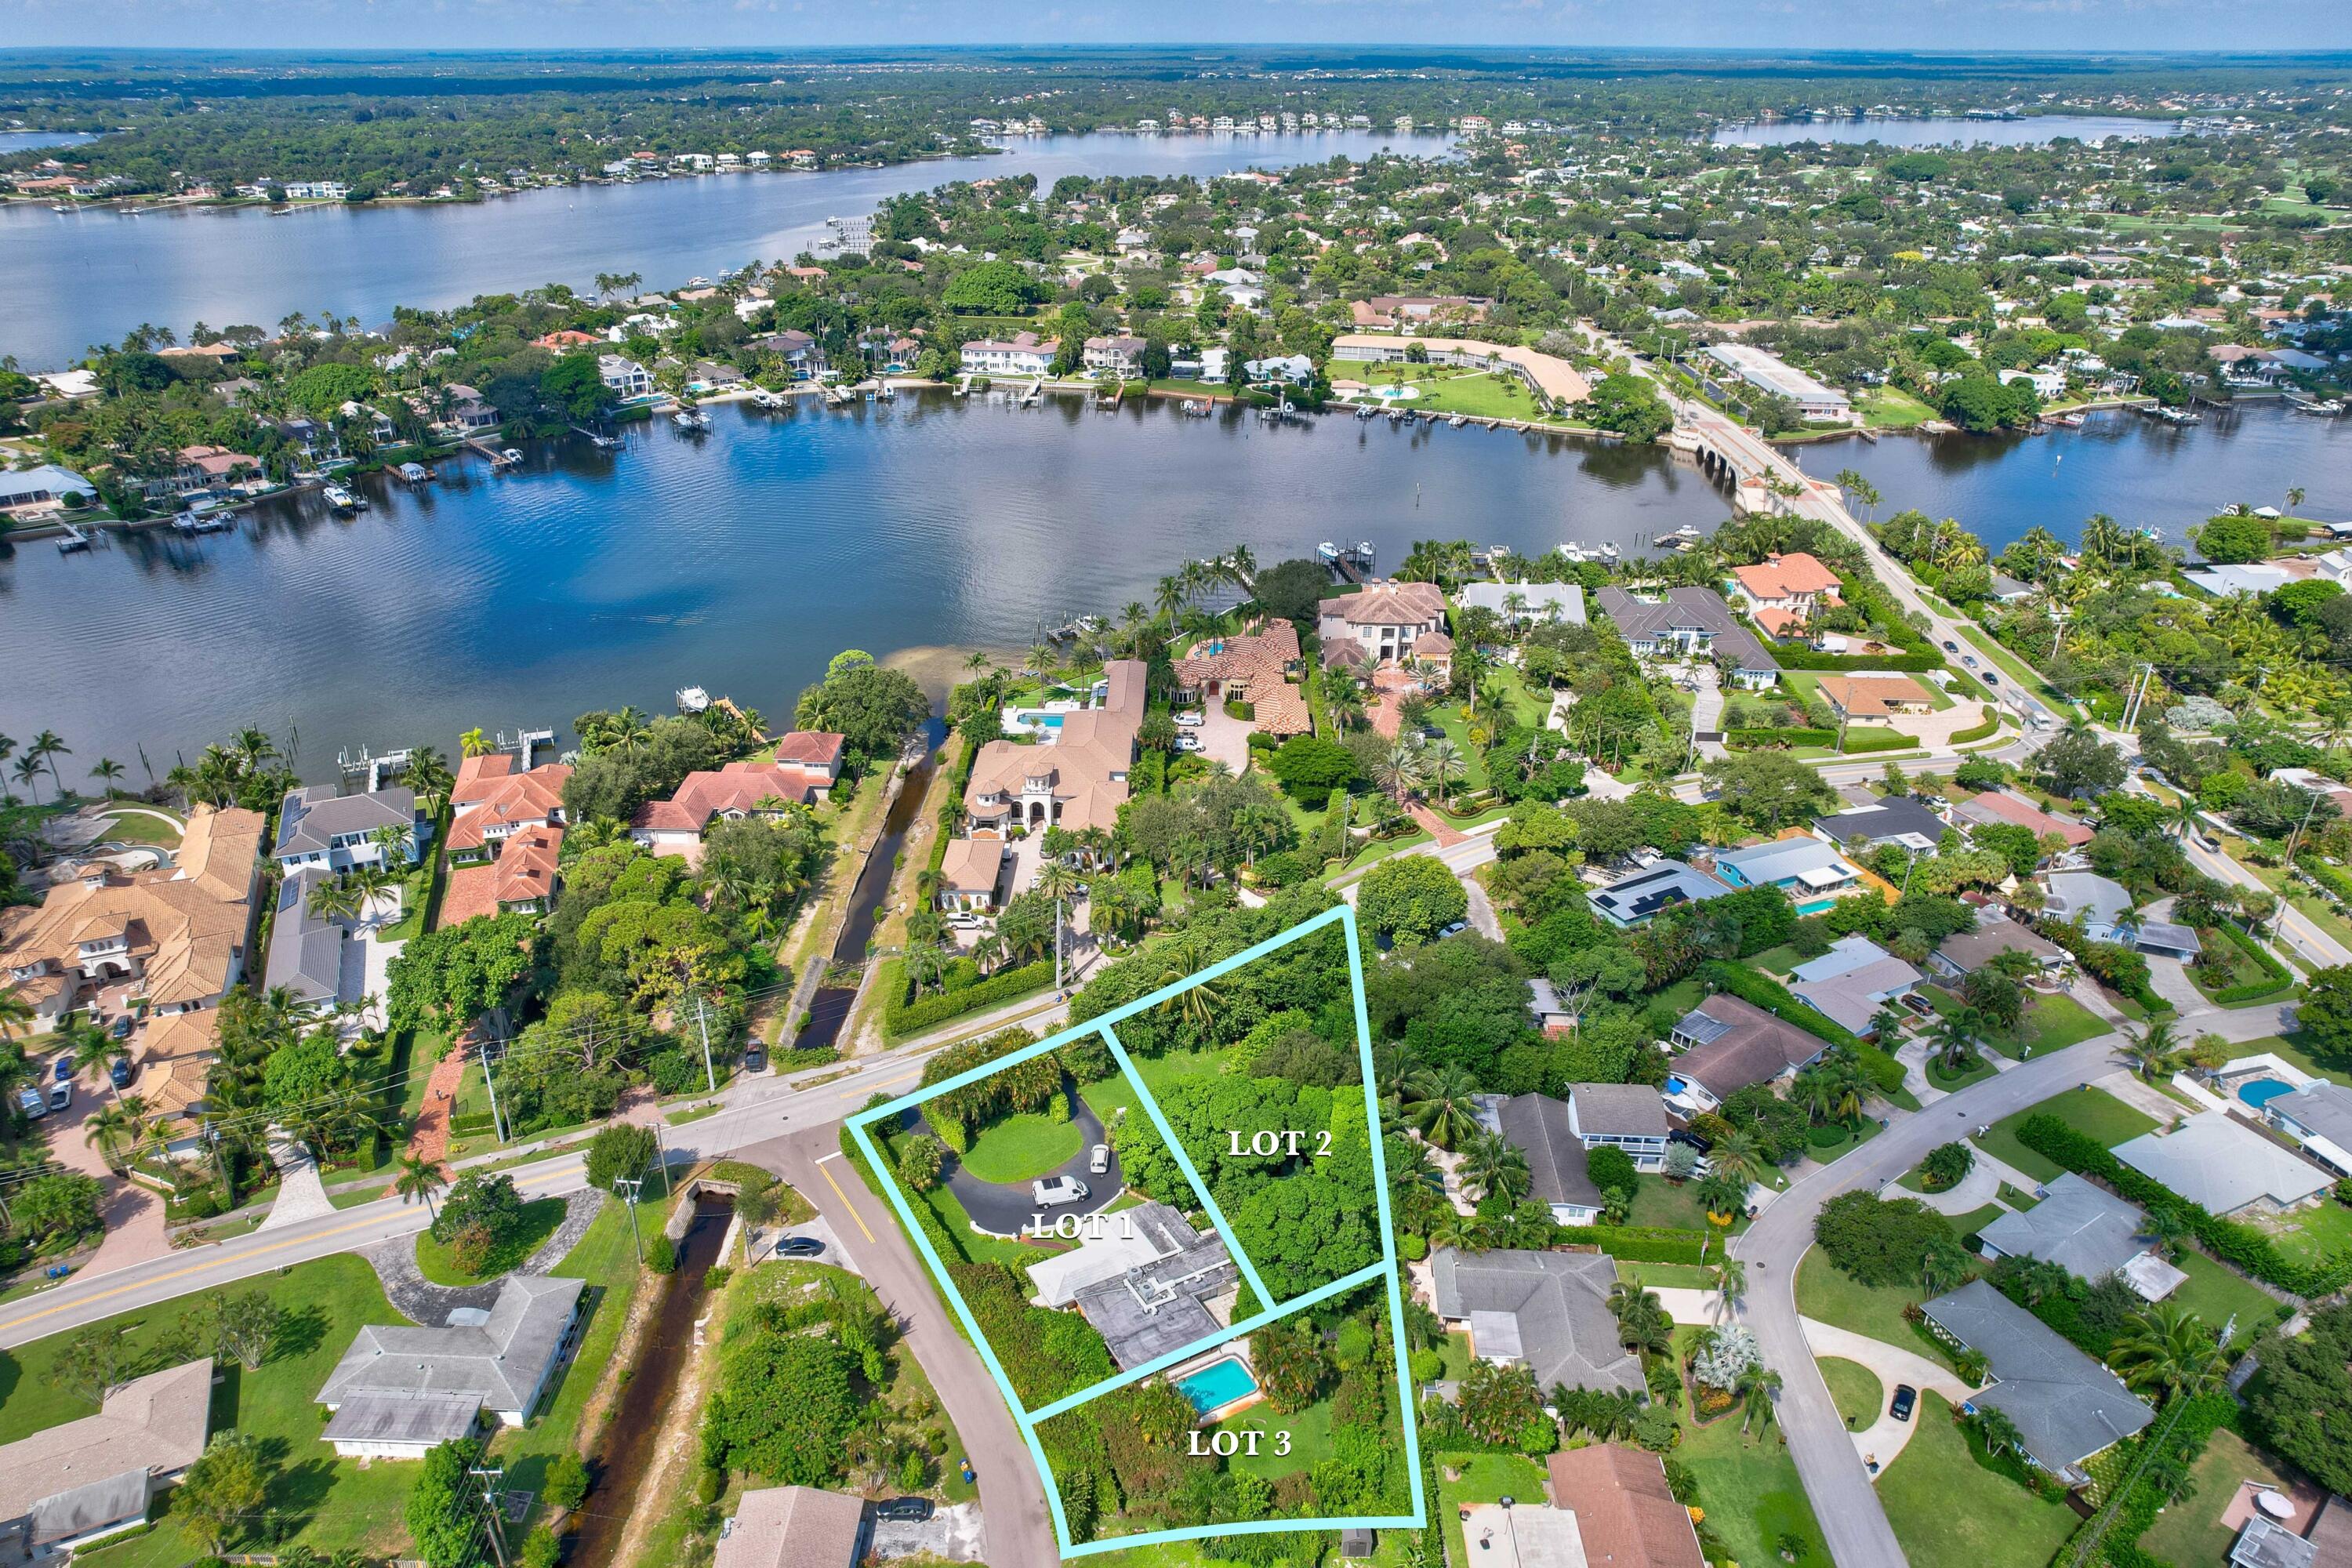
left=1838, top=727, right=1918, bottom=755
left=585, top=1123, right=659, bottom=1190
left=645, top=1234, right=677, bottom=1274
left=1813, top=1192, right=1955, bottom=1287
left=1948, top=706, right=2001, bottom=746
left=543, top=1452, right=590, bottom=1512
left=880, top=958, right=1056, bottom=1037
left=1584, top=1225, right=1711, bottom=1265
left=1587, top=1145, right=1639, bottom=1195
left=898, top=1133, right=948, bottom=1192
left=1920, top=1141, right=1975, bottom=1190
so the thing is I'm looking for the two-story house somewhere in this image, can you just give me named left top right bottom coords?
left=1082, top=335, right=1147, bottom=376
left=960, top=662, right=1145, bottom=840
left=959, top=332, right=1059, bottom=377
left=272, top=786, right=422, bottom=874
left=1727, top=552, right=1843, bottom=638
left=1316, top=579, right=1449, bottom=666
left=1565, top=1083, right=1671, bottom=1173
left=1594, top=586, right=1780, bottom=690
left=597, top=355, right=654, bottom=399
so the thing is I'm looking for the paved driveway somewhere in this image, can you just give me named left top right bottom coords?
left=1190, top=700, right=1254, bottom=774
left=915, top=1087, right=1117, bottom=1237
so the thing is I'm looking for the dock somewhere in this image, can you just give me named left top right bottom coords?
left=495, top=727, right=557, bottom=766
left=464, top=437, right=523, bottom=470
left=338, top=744, right=412, bottom=793
left=1317, top=540, right=1377, bottom=583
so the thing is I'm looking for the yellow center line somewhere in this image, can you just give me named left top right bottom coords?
left=840, top=1069, right=917, bottom=1099
left=816, top=1157, right=876, bottom=1244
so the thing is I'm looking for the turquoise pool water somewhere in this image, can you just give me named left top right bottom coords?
left=2238, top=1078, right=2295, bottom=1109
left=1796, top=898, right=1841, bottom=916
left=1174, top=1356, right=1258, bottom=1414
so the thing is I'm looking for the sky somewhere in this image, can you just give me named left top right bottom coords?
left=7, top=0, right=2352, bottom=53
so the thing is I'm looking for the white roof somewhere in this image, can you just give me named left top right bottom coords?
left=1715, top=837, right=1853, bottom=888
left=2113, top=1112, right=2333, bottom=1214
left=1791, top=935, right=1891, bottom=983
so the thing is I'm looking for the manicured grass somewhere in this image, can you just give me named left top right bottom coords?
left=1795, top=1247, right=1972, bottom=1358
left=2171, top=1252, right=2283, bottom=1348
left=1922, top=985, right=2108, bottom=1060
left=1879, top=1393, right=2079, bottom=1568
left=1818, top=1356, right=1883, bottom=1429
left=1961, top=626, right=2073, bottom=715
left=1436, top=1451, right=1553, bottom=1568
left=2270, top=1197, right=2352, bottom=1265
left=1859, top=386, right=1938, bottom=430
left=415, top=1195, right=568, bottom=1285
left=1617, top=1261, right=1721, bottom=1290
left=1668, top=1327, right=1828, bottom=1567
left=1801, top=1116, right=1886, bottom=1162
left=2137, top=1426, right=2300, bottom=1568
left=1926, top=1052, right=2000, bottom=1091
left=1628, top=1174, right=1748, bottom=1237
left=1976, top=1087, right=2158, bottom=1183
left=1750, top=943, right=1806, bottom=978
left=1998, top=1181, right=2041, bottom=1210
left=1946, top=1203, right=2005, bottom=1245
left=8, top=1256, right=416, bottom=1563
left=99, top=808, right=182, bottom=847
left=2230, top=1033, right=2352, bottom=1091
left=958, top=1112, right=1083, bottom=1184
left=1216, top=1395, right=1335, bottom=1480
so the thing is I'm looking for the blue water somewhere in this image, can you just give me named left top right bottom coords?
left=1175, top=1356, right=1258, bottom=1414
left=2238, top=1079, right=2295, bottom=1109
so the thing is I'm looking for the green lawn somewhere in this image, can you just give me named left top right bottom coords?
left=1946, top=1203, right=2005, bottom=1245
left=2229, top=1033, right=2352, bottom=1091
left=1976, top=1087, right=2158, bottom=1183
left=1436, top=1451, right=1553, bottom=1567
left=1926, top=1052, right=2000, bottom=1091
left=2171, top=1252, right=2283, bottom=1348
left=1879, top=1393, right=2080, bottom=1568
left=2137, top=1427, right=2301, bottom=1568
left=1795, top=1248, right=1973, bottom=1360
left=1669, top=1327, right=1828, bottom=1567
left=1818, top=1356, right=1883, bottom=1429
left=2270, top=1198, right=2352, bottom=1265
left=1962, top=626, right=2074, bottom=716
left=1214, top=1394, right=1335, bottom=1480
left=1858, top=386, right=1938, bottom=430
left=1617, top=1261, right=1722, bottom=1291
left=16, top=1255, right=416, bottom=1563
left=1801, top=1116, right=1886, bottom=1162
left=99, top=809, right=183, bottom=847
left=1998, top=1181, right=2041, bottom=1210
left=958, top=1112, right=1083, bottom=1183
left=1628, top=1175, right=1748, bottom=1237
left=1922, top=986, right=2108, bottom=1060
left=1749, top=944, right=1806, bottom=978
left=415, top=1195, right=568, bottom=1285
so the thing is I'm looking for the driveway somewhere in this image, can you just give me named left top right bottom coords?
left=749, top=1128, right=1055, bottom=1568
left=1190, top=701, right=1253, bottom=775
left=915, top=1084, right=1117, bottom=1237
left=45, top=1081, right=173, bottom=1279
left=1800, top=1317, right=1973, bottom=1472
left=870, top=1501, right=986, bottom=1562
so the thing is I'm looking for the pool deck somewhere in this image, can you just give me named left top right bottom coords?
left=1171, top=1347, right=1263, bottom=1425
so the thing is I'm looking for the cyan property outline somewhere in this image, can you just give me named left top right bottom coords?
left=846, top=902, right=1428, bottom=1557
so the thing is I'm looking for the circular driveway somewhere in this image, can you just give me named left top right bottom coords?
left=913, top=1087, right=1120, bottom=1237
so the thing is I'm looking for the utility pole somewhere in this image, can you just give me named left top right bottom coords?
left=615, top=1178, right=644, bottom=1264
left=688, top=991, right=717, bottom=1094
left=651, top=1120, right=673, bottom=1198
left=477, top=1035, right=507, bottom=1143
left=469, top=1466, right=510, bottom=1568
left=2048, top=608, right=2068, bottom=663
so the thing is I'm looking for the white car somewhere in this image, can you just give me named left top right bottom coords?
left=1089, top=1143, right=1111, bottom=1174
left=1173, top=710, right=1205, bottom=727
left=944, top=912, right=987, bottom=931
left=1174, top=735, right=1205, bottom=753
left=1033, top=1175, right=1091, bottom=1207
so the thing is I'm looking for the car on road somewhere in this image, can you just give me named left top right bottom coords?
left=1033, top=1175, right=1091, bottom=1207
left=873, top=1498, right=935, bottom=1523
left=772, top=1235, right=826, bottom=1258
left=1089, top=1143, right=1110, bottom=1174
left=2196, top=832, right=2220, bottom=851
left=1962, top=655, right=1979, bottom=668
left=47, top=1081, right=71, bottom=1113
left=1982, top=670, right=2000, bottom=684
left=1174, top=735, right=1204, bottom=753
left=1942, top=639, right=1958, bottom=653
left=1173, top=710, right=1204, bottom=727
left=1889, top=1384, right=1917, bottom=1422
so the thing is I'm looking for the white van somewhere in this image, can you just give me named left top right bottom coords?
left=1032, top=1175, right=1091, bottom=1207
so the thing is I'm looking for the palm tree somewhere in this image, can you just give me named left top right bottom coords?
left=87, top=757, right=125, bottom=797
left=1421, top=738, right=1465, bottom=808
left=1403, top=1064, right=1483, bottom=1150
left=230, top=728, right=278, bottom=776
left=1932, top=1007, right=1983, bottom=1075
left=2116, top=1019, right=2182, bottom=1083
left=406, top=746, right=453, bottom=814
left=67, top=1018, right=129, bottom=1100
left=1696, top=1168, right=1748, bottom=1224
left=1715, top=1258, right=1747, bottom=1322
left=28, top=731, right=70, bottom=798
left=2110, top=1302, right=2227, bottom=1403
left=1154, top=935, right=1222, bottom=1034
left=12, top=755, right=41, bottom=804
left=368, top=822, right=412, bottom=870
left=1735, top=1363, right=1784, bottom=1435
left=1372, top=739, right=1425, bottom=804
left=1035, top=858, right=1079, bottom=993
left=0, top=984, right=34, bottom=1041
left=1918, top=1237, right=1973, bottom=1294
left=2140, top=1204, right=2193, bottom=1260
left=1710, top=1130, right=1764, bottom=1187
left=459, top=728, right=492, bottom=758
left=1971, top=1405, right=2026, bottom=1459
left=394, top=1153, right=448, bottom=1221
left=1461, top=1131, right=1531, bottom=1207
left=84, top=1096, right=152, bottom=1174
left=307, top=875, right=365, bottom=924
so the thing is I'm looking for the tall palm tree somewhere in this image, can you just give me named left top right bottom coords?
left=0, top=984, right=34, bottom=1041
left=1918, top=1237, right=1973, bottom=1294
left=1372, top=739, right=1425, bottom=804
left=87, top=758, right=125, bottom=796
left=1154, top=935, right=1221, bottom=1034
left=1421, top=738, right=1465, bottom=808
left=394, top=1153, right=449, bottom=1221
left=230, top=728, right=278, bottom=775
left=406, top=746, right=453, bottom=814
left=1735, top=1363, right=1784, bottom=1435
left=2110, top=1302, right=2227, bottom=1403
left=1034, top=858, right=1079, bottom=993
left=1932, top=1007, right=1983, bottom=1075
left=67, top=1019, right=129, bottom=1100
left=1461, top=1131, right=1531, bottom=1207
left=84, top=1096, right=152, bottom=1174
left=1710, top=1130, right=1764, bottom=1187
left=12, top=755, right=42, bottom=804
left=28, top=731, right=71, bottom=797
left=2116, top=1019, right=2182, bottom=1083
left=307, top=875, right=365, bottom=924
left=459, top=728, right=493, bottom=758
left=1403, top=1064, right=1483, bottom=1150
left=368, top=822, right=412, bottom=869
left=1715, top=1258, right=1747, bottom=1322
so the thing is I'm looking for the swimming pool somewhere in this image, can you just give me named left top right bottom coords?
left=2238, top=1078, right=2296, bottom=1109
left=1174, top=1356, right=1259, bottom=1414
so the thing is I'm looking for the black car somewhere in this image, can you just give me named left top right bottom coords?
left=1941, top=639, right=1958, bottom=653
left=773, top=1235, right=826, bottom=1258
left=873, top=1498, right=935, bottom=1523
left=1889, top=1384, right=1917, bottom=1422
left=109, top=1014, right=135, bottom=1040
left=109, top=1058, right=134, bottom=1090
left=1419, top=724, right=1446, bottom=741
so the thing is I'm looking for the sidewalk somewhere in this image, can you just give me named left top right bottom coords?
left=405, top=1035, right=473, bottom=1165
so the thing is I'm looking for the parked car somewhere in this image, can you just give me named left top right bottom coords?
left=1089, top=1143, right=1110, bottom=1174
left=945, top=912, right=987, bottom=930
left=742, top=1044, right=766, bottom=1073
left=17, top=1087, right=47, bottom=1120
left=772, top=1235, right=826, bottom=1258
left=1174, top=735, right=1204, bottom=753
left=109, top=1014, right=134, bottom=1040
left=1889, top=1384, right=1917, bottom=1422
left=110, top=1058, right=134, bottom=1090
left=47, top=1081, right=71, bottom=1113
left=1418, top=723, right=1446, bottom=742
left=1437, top=920, right=1470, bottom=938
left=1173, top=710, right=1205, bottom=727
left=873, top=1498, right=935, bottom=1523
left=52, top=1056, right=72, bottom=1083
left=1033, top=1175, right=1091, bottom=1207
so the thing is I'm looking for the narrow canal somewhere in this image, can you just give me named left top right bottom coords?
left=792, top=719, right=943, bottom=1054
left=566, top=1192, right=736, bottom=1568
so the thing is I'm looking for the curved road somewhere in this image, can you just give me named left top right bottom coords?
left=1731, top=995, right=2298, bottom=1567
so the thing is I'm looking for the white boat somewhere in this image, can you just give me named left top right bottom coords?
left=1449, top=414, right=1468, bottom=428
left=750, top=389, right=788, bottom=409
left=396, top=463, right=431, bottom=484
left=677, top=686, right=712, bottom=713
left=2296, top=398, right=2344, bottom=416
left=495, top=447, right=524, bottom=468
left=673, top=407, right=710, bottom=431
left=322, top=484, right=359, bottom=512
left=1601, top=542, right=1622, bottom=559
left=1563, top=543, right=1588, bottom=563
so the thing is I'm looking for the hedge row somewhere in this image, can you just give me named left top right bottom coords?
left=1769, top=648, right=1944, bottom=673
left=880, top=958, right=1057, bottom=1039
left=1947, top=707, right=2000, bottom=745
left=1726, top=727, right=1836, bottom=751
left=1835, top=727, right=1916, bottom=755
left=2063, top=1393, right=2236, bottom=1568
left=2208, top=919, right=2295, bottom=1006
left=1699, top=961, right=1907, bottom=1097
left=2015, top=1113, right=2352, bottom=1297
left=2296, top=851, right=2352, bottom=904
left=1582, top=1225, right=1713, bottom=1265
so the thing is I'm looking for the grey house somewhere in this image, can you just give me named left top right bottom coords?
left=1975, top=1173, right=2185, bottom=1301
left=1812, top=797, right=1949, bottom=853
left=0, top=1359, right=212, bottom=1564
left=263, top=868, right=355, bottom=1013
left=1921, top=1279, right=2151, bottom=1483
left=318, top=1275, right=585, bottom=1456
left=2265, top=1080, right=2352, bottom=1178
left=1595, top=586, right=1780, bottom=689
left=1590, top=861, right=1733, bottom=929
left=1428, top=1248, right=1643, bottom=1396
left=274, top=785, right=422, bottom=873
left=1478, top=1094, right=1604, bottom=1225
left=1069, top=1209, right=1236, bottom=1370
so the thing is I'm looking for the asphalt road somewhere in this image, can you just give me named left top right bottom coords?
left=1731, top=996, right=2298, bottom=1568
left=923, top=1087, right=1117, bottom=1235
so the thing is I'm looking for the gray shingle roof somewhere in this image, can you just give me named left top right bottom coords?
left=1595, top=586, right=1780, bottom=676
left=1933, top=918, right=2062, bottom=975
left=274, top=785, right=416, bottom=858
left=1671, top=992, right=1827, bottom=1097
left=1428, top=1248, right=1642, bottom=1396
left=318, top=1275, right=583, bottom=1416
left=1491, top=1094, right=1599, bottom=1209
left=1813, top=797, right=1949, bottom=850
left=1976, top=1173, right=2151, bottom=1281
left=1922, top=1279, right=2151, bottom=1477
left=1568, top=1083, right=1669, bottom=1139
left=320, top=1389, right=482, bottom=1449
left=263, top=869, right=345, bottom=1007
left=2274, top=1080, right=2352, bottom=1150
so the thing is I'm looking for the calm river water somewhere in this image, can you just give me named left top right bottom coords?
left=0, top=131, right=1446, bottom=368
left=1710, top=114, right=2181, bottom=147
left=0, top=390, right=1717, bottom=771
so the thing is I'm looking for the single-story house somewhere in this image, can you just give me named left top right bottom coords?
left=0, top=1359, right=212, bottom=1563
left=1458, top=581, right=1587, bottom=626
left=1817, top=674, right=1936, bottom=720
left=2113, top=1113, right=2333, bottom=1217
left=1921, top=1279, right=2152, bottom=1483
left=318, top=1275, right=586, bottom=1454
left=1812, top=797, right=1948, bottom=854
left=1069, top=1209, right=1236, bottom=1369
left=936, top=839, right=1011, bottom=913
left=273, top=785, right=420, bottom=873
left=1590, top=861, right=1733, bottom=929
left=1787, top=938, right=1920, bottom=1036
left=1709, top=837, right=1860, bottom=905
left=2230, top=1497, right=2352, bottom=1568
left=1975, top=1173, right=2185, bottom=1301
left=1957, top=790, right=2094, bottom=848
left=1027, top=1202, right=1210, bottom=1308
left=1526, top=978, right=1574, bottom=1036
left=631, top=752, right=843, bottom=855
left=2263, top=1080, right=2352, bottom=1178
left=2043, top=872, right=2136, bottom=944
left=1479, top=1093, right=1606, bottom=1225
left=1544, top=1445, right=1706, bottom=1568
left=1664, top=992, right=1829, bottom=1113
left=1566, top=1083, right=1671, bottom=1172
left=1929, top=916, right=2066, bottom=983
left=713, top=1486, right=869, bottom=1568
left=1428, top=1248, right=1643, bottom=1396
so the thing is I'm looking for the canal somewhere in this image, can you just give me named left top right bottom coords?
left=796, top=722, right=943, bottom=1054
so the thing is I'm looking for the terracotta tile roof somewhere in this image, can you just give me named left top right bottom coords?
left=436, top=865, right=499, bottom=930
left=1174, top=621, right=1309, bottom=737
left=450, top=753, right=518, bottom=804
left=770, top=731, right=846, bottom=769
left=1818, top=674, right=1932, bottom=717
left=446, top=764, right=570, bottom=851
left=1545, top=1445, right=1704, bottom=1566
left=1957, top=790, right=2095, bottom=847
left=633, top=760, right=829, bottom=836
left=1752, top=606, right=1804, bottom=638
left=965, top=659, right=1146, bottom=834
left=939, top=838, right=1008, bottom=894
left=492, top=826, right=564, bottom=906
left=1321, top=579, right=1448, bottom=629
left=1731, top=552, right=1842, bottom=601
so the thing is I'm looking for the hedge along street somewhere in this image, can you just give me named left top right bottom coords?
left=846, top=903, right=1428, bottom=1558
